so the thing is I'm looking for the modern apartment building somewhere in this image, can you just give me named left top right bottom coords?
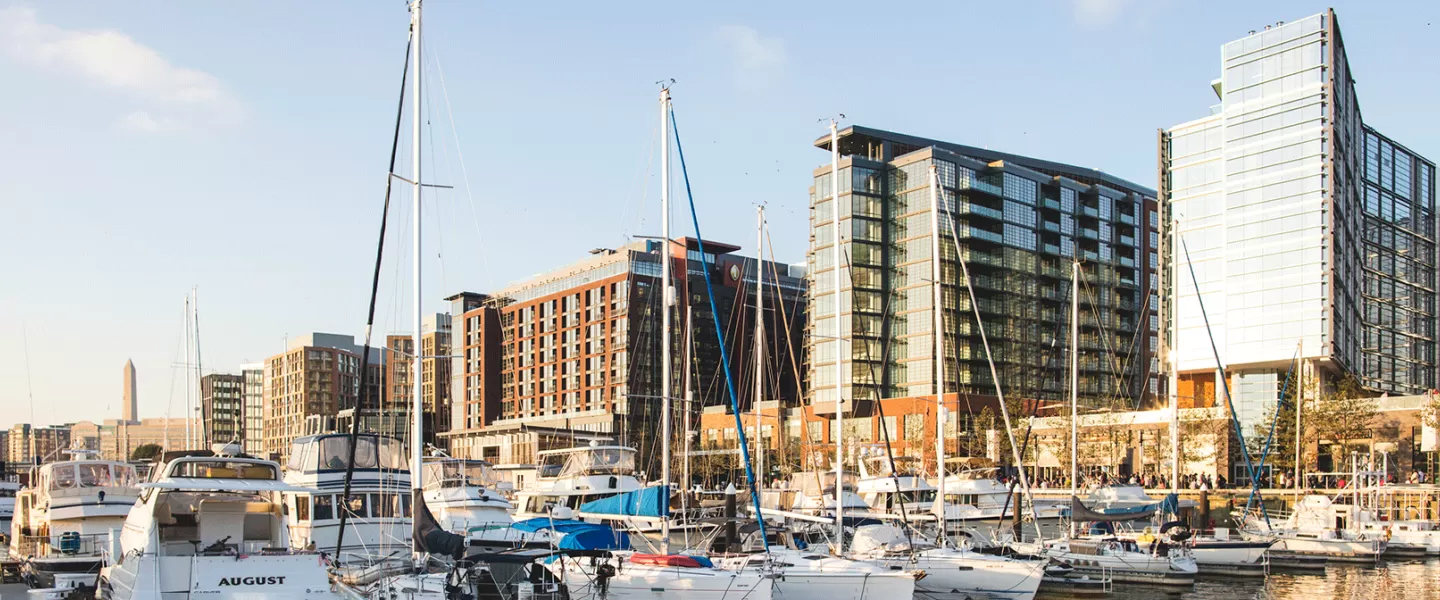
left=1160, top=11, right=1436, bottom=437
left=241, top=363, right=264, bottom=455
left=809, top=126, right=1161, bottom=417
left=261, top=333, right=384, bottom=459
left=200, top=373, right=245, bottom=445
left=7, top=423, right=72, bottom=465
left=443, top=238, right=806, bottom=468
left=384, top=314, right=452, bottom=450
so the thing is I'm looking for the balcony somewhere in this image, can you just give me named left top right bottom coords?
left=1118, top=235, right=1136, bottom=247
left=1119, top=213, right=1137, bottom=225
left=1043, top=198, right=1062, bottom=210
left=1079, top=228, right=1100, bottom=240
left=958, top=202, right=1004, bottom=220
left=1080, top=205, right=1099, bottom=218
left=1042, top=220, right=1061, bottom=233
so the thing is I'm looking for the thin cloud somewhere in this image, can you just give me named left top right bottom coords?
left=714, top=25, right=787, bottom=90
left=1073, top=0, right=1130, bottom=28
left=0, top=6, right=241, bottom=133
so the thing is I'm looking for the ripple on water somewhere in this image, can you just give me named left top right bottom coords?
left=1094, top=560, right=1440, bottom=600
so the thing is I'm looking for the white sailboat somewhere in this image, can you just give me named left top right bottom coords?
left=97, top=444, right=344, bottom=600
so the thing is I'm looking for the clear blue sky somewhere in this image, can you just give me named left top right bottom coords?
left=1, top=1, right=1436, bottom=429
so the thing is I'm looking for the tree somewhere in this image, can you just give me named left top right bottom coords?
left=1308, top=375, right=1377, bottom=469
left=1248, top=385, right=1299, bottom=473
left=130, top=443, right=163, bottom=461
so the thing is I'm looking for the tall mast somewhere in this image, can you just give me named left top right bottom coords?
left=1295, top=340, right=1304, bottom=502
left=1069, top=260, right=1079, bottom=538
left=659, top=84, right=673, bottom=555
left=683, top=305, right=694, bottom=512
left=409, top=0, right=424, bottom=493
left=929, top=164, right=947, bottom=542
left=185, top=294, right=192, bottom=450
left=829, top=118, right=844, bottom=554
left=754, top=205, right=766, bottom=486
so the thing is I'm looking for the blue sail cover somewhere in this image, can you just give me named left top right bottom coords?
left=578, top=486, right=669, bottom=518
left=510, top=518, right=631, bottom=551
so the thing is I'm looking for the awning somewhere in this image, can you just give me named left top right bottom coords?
left=140, top=478, right=317, bottom=493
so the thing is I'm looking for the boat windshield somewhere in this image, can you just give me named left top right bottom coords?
left=46, top=462, right=137, bottom=491
left=168, top=460, right=278, bottom=480
left=292, top=435, right=407, bottom=472
left=541, top=447, right=635, bottom=478
left=424, top=459, right=496, bottom=489
left=893, top=490, right=937, bottom=504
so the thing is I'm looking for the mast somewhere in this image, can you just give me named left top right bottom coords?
left=829, top=118, right=844, bottom=554
left=659, top=84, right=673, bottom=555
left=683, top=305, right=694, bottom=511
left=195, top=286, right=205, bottom=444
left=1069, top=260, right=1079, bottom=539
left=929, top=164, right=947, bottom=541
left=1295, top=340, right=1304, bottom=502
left=185, top=294, right=192, bottom=450
left=409, top=0, right=424, bottom=498
left=754, top=205, right=766, bottom=485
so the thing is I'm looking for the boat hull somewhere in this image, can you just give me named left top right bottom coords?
left=1191, top=541, right=1272, bottom=576
left=865, top=551, right=1044, bottom=600
left=552, top=558, right=773, bottom=600
left=101, top=554, right=339, bottom=600
left=772, top=572, right=913, bottom=600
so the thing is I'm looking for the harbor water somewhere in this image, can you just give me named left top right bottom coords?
left=1041, top=559, right=1440, bottom=599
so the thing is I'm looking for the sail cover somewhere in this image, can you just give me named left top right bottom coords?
left=1069, top=495, right=1157, bottom=523
left=413, top=491, right=467, bottom=558
left=577, top=485, right=669, bottom=518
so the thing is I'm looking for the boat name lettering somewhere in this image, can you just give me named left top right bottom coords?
left=217, top=576, right=287, bottom=586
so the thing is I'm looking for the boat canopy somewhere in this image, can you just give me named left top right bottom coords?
left=286, top=433, right=407, bottom=473
left=1068, top=493, right=1179, bottom=522
left=423, top=457, right=497, bottom=489
left=510, top=518, right=631, bottom=551
left=792, top=471, right=857, bottom=496
left=39, top=461, right=138, bottom=491
left=863, top=456, right=923, bottom=478
left=578, top=486, right=668, bottom=517
left=537, top=446, right=636, bottom=478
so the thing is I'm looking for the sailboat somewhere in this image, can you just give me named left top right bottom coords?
left=1007, top=261, right=1197, bottom=586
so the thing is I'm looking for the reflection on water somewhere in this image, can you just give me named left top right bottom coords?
left=1093, top=560, right=1440, bottom=599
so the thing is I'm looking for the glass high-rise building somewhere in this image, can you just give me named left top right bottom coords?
left=1161, top=11, right=1436, bottom=435
left=809, top=127, right=1162, bottom=414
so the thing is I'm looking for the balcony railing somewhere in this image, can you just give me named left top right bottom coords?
left=13, top=533, right=109, bottom=559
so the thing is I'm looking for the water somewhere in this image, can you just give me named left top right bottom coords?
left=1075, top=560, right=1440, bottom=599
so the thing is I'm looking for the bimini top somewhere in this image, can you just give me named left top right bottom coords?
left=143, top=456, right=315, bottom=493
left=536, top=445, right=636, bottom=479
left=36, top=460, right=139, bottom=492
left=286, top=433, right=408, bottom=473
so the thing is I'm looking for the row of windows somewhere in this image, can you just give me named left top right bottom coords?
left=291, top=492, right=411, bottom=522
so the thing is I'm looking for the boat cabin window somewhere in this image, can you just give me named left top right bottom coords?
left=169, top=460, right=277, bottom=480
left=944, top=494, right=981, bottom=506
left=301, top=492, right=409, bottom=522
left=0, top=486, right=15, bottom=498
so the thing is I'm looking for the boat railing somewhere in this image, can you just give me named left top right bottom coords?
left=14, top=532, right=111, bottom=559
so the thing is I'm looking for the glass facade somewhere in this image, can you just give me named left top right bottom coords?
left=1162, top=11, right=1437, bottom=432
left=810, top=130, right=1159, bottom=409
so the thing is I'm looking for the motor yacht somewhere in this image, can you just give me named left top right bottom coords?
left=9, top=451, right=140, bottom=592
left=97, top=444, right=343, bottom=600
left=281, top=433, right=412, bottom=562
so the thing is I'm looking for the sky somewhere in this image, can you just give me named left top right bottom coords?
left=1, top=1, right=1437, bottom=429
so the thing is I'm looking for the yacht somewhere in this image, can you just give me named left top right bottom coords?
left=512, top=444, right=643, bottom=519
left=0, top=480, right=18, bottom=566
left=9, top=451, right=140, bottom=591
left=420, top=455, right=548, bottom=551
left=1238, top=494, right=1385, bottom=562
left=761, top=471, right=869, bottom=518
left=97, top=444, right=345, bottom=600
left=281, top=433, right=412, bottom=562
left=848, top=523, right=1047, bottom=599
left=938, top=468, right=1065, bottom=522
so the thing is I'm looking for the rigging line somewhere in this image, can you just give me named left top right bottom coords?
left=194, top=288, right=208, bottom=446
left=428, top=38, right=495, bottom=290
left=622, top=120, right=662, bottom=246
left=335, top=34, right=411, bottom=557
left=1242, top=344, right=1300, bottom=525
left=1077, top=273, right=1126, bottom=407
left=840, top=247, right=915, bottom=547
left=422, top=45, right=449, bottom=296
left=763, top=227, right=816, bottom=472
left=21, top=324, right=35, bottom=432
left=1177, top=230, right=1266, bottom=521
left=670, top=105, right=768, bottom=550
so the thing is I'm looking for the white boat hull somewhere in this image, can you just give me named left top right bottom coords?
left=772, top=572, right=912, bottom=600
left=102, top=554, right=339, bottom=600
left=864, top=550, right=1045, bottom=599
left=551, top=557, right=773, bottom=600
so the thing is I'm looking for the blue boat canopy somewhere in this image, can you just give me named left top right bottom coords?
left=578, top=486, right=669, bottom=518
